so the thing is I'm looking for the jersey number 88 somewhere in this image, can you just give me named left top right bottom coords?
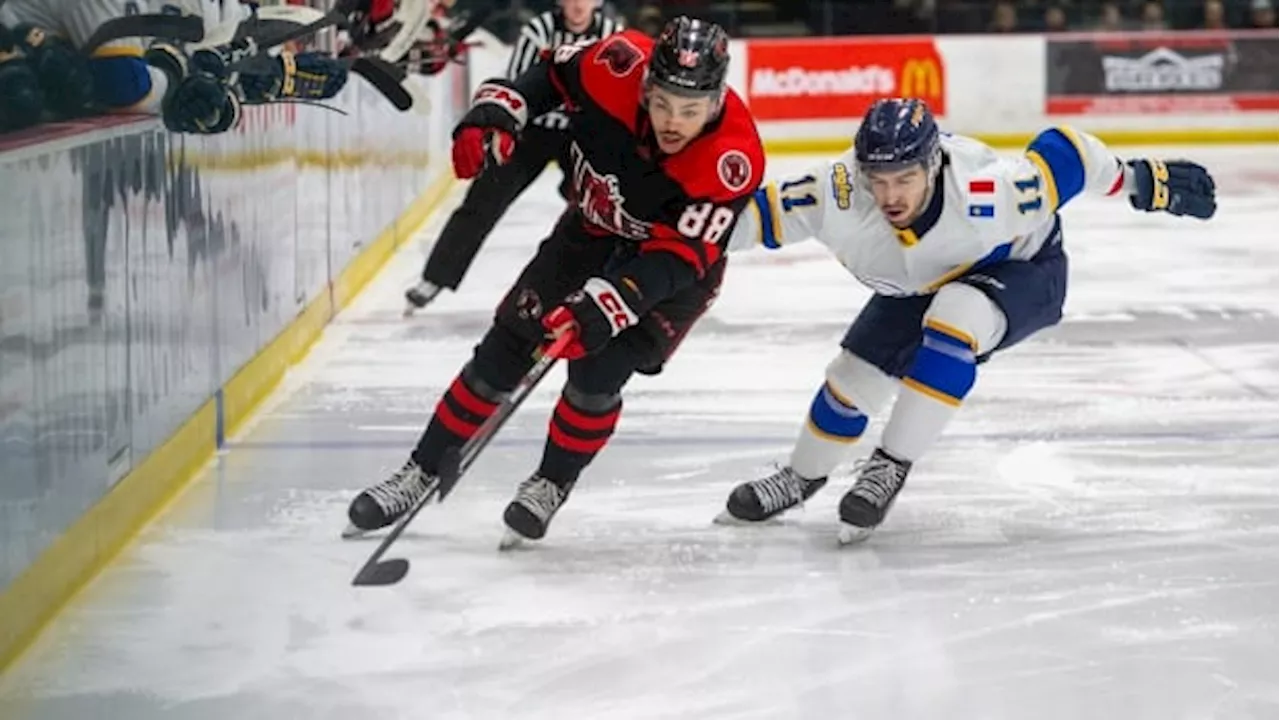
left=678, top=203, right=737, bottom=244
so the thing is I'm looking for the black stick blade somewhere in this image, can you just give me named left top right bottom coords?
left=350, top=57, right=413, bottom=111
left=82, top=14, right=205, bottom=56
left=353, top=558, right=410, bottom=586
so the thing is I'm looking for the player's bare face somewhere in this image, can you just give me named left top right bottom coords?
left=561, top=0, right=595, bottom=32
left=867, top=166, right=930, bottom=228
left=647, top=88, right=715, bottom=155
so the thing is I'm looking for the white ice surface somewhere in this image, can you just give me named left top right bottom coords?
left=1, top=146, right=1276, bottom=720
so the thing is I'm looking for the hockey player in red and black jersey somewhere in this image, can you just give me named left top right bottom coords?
left=345, top=17, right=766, bottom=546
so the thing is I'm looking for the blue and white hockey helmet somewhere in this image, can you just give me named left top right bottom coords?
left=854, top=98, right=941, bottom=175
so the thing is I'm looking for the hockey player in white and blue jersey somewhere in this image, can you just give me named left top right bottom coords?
left=0, top=0, right=177, bottom=124
left=717, top=97, right=1217, bottom=544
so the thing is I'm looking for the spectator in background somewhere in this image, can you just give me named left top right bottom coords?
left=935, top=0, right=982, bottom=33
left=1140, top=0, right=1167, bottom=30
left=1043, top=4, right=1069, bottom=31
left=1250, top=0, right=1277, bottom=27
left=886, top=0, right=935, bottom=33
left=633, top=2, right=664, bottom=37
left=990, top=0, right=1019, bottom=31
left=1097, top=1, right=1126, bottom=30
left=1201, top=0, right=1227, bottom=28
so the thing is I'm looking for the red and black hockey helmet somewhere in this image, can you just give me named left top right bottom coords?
left=647, top=16, right=729, bottom=97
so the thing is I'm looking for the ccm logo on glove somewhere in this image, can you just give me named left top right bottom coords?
left=583, top=278, right=638, bottom=333
left=473, top=82, right=528, bottom=127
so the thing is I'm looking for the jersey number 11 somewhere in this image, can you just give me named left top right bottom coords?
left=779, top=175, right=817, bottom=213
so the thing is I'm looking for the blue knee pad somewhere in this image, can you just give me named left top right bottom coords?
left=806, top=382, right=868, bottom=443
left=902, top=321, right=977, bottom=406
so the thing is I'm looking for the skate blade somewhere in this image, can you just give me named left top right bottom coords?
left=341, top=523, right=370, bottom=540
left=837, top=522, right=874, bottom=546
left=498, top=528, right=532, bottom=551
left=712, top=510, right=783, bottom=526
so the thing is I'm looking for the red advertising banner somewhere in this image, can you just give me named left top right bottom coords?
left=745, top=38, right=947, bottom=121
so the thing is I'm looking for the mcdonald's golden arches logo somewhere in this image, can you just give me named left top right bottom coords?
left=900, top=58, right=943, bottom=100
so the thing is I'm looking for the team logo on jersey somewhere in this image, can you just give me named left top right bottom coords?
left=717, top=150, right=753, bottom=193
left=830, top=162, right=854, bottom=209
left=594, top=36, right=644, bottom=76
left=570, top=144, right=651, bottom=240
left=515, top=288, right=543, bottom=321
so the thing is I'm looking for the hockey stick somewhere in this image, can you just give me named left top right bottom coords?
left=217, top=4, right=328, bottom=49
left=376, top=0, right=430, bottom=64
left=224, top=0, right=362, bottom=73
left=360, top=5, right=497, bottom=113
left=81, top=13, right=205, bottom=57
left=346, top=55, right=419, bottom=112
left=351, top=332, right=573, bottom=587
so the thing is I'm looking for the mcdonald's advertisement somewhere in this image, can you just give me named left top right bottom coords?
left=744, top=38, right=947, bottom=121
left=1045, top=30, right=1278, bottom=114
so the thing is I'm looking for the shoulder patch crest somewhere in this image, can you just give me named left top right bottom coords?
left=717, top=149, right=753, bottom=193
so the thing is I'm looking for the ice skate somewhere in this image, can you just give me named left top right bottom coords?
left=403, top=280, right=442, bottom=316
left=344, top=459, right=437, bottom=537
left=837, top=448, right=911, bottom=545
left=499, top=474, right=571, bottom=550
left=715, top=466, right=827, bottom=525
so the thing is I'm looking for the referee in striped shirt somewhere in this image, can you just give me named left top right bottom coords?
left=405, top=0, right=626, bottom=314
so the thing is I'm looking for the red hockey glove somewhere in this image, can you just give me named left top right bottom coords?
left=540, top=278, right=640, bottom=360
left=367, top=0, right=395, bottom=25
left=450, top=80, right=525, bottom=178
left=539, top=306, right=586, bottom=360
left=451, top=126, right=515, bottom=179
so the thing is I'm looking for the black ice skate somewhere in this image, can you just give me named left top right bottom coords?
left=837, top=448, right=912, bottom=544
left=716, top=466, right=827, bottom=524
left=344, top=459, right=437, bottom=538
left=403, top=280, right=442, bottom=316
left=499, top=475, right=572, bottom=549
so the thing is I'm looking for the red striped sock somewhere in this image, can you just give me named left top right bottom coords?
left=539, top=396, right=622, bottom=484
left=434, top=374, right=500, bottom=440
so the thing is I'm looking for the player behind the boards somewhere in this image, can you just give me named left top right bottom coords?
left=716, top=98, right=1216, bottom=544
left=345, top=17, right=766, bottom=546
left=0, top=0, right=170, bottom=128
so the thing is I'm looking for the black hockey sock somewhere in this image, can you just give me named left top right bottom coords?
left=537, top=395, right=622, bottom=489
